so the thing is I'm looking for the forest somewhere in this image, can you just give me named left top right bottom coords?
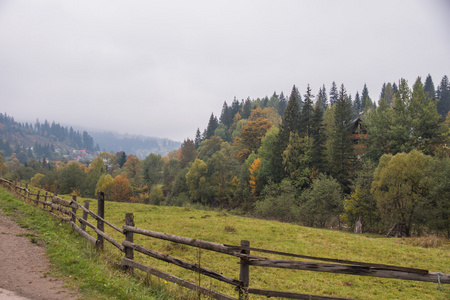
left=1, top=74, right=449, bottom=237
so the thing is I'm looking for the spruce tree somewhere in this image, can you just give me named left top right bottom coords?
left=424, top=74, right=436, bottom=101
left=329, top=81, right=338, bottom=106
left=330, top=84, right=354, bottom=191
left=205, top=113, right=219, bottom=139
left=220, top=102, right=232, bottom=127
left=270, top=86, right=302, bottom=183
left=361, top=84, right=370, bottom=111
left=278, top=92, right=287, bottom=116
left=354, top=91, right=361, bottom=113
left=437, top=75, right=450, bottom=118
left=300, top=84, right=314, bottom=139
left=380, top=83, right=386, bottom=101
left=310, top=102, right=327, bottom=172
left=242, top=97, right=252, bottom=119
left=194, top=128, right=202, bottom=149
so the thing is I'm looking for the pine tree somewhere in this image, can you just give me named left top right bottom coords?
left=424, top=74, right=436, bottom=101
left=329, top=82, right=338, bottom=106
left=300, top=84, right=314, bottom=139
left=220, top=102, right=232, bottom=127
left=354, top=91, right=361, bottom=113
left=383, top=83, right=395, bottom=107
left=310, top=103, right=327, bottom=172
left=278, top=92, right=287, bottom=116
left=270, top=86, right=302, bottom=183
left=194, top=128, right=202, bottom=149
left=380, top=83, right=386, bottom=101
left=317, top=85, right=328, bottom=110
left=330, top=84, right=354, bottom=191
left=393, top=82, right=398, bottom=94
left=242, top=97, right=252, bottom=119
left=205, top=113, right=219, bottom=139
left=437, top=75, right=450, bottom=118
left=361, top=84, right=370, bottom=111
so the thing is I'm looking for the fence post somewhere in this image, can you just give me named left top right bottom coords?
left=97, top=191, right=105, bottom=250
left=124, top=213, right=135, bottom=274
left=239, top=240, right=250, bottom=300
left=25, top=183, right=28, bottom=201
left=71, top=195, right=77, bottom=223
left=80, top=202, right=89, bottom=231
left=36, top=191, right=40, bottom=207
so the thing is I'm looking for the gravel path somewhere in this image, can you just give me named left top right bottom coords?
left=0, top=212, right=79, bottom=300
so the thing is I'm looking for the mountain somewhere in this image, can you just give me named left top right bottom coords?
left=0, top=112, right=181, bottom=161
left=90, top=131, right=181, bottom=159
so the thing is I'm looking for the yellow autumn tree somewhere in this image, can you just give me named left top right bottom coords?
left=249, top=157, right=261, bottom=197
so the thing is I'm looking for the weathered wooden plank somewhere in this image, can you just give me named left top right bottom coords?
left=121, top=240, right=242, bottom=287
left=225, top=244, right=428, bottom=274
left=247, top=259, right=450, bottom=284
left=72, top=201, right=123, bottom=234
left=121, top=258, right=237, bottom=300
left=70, top=221, right=97, bottom=245
left=122, top=225, right=260, bottom=259
left=75, top=216, right=125, bottom=252
left=52, top=196, right=78, bottom=209
left=247, top=288, right=355, bottom=300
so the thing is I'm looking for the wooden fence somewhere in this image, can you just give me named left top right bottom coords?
left=0, top=178, right=448, bottom=300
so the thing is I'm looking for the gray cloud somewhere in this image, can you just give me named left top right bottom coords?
left=1, top=0, right=449, bottom=142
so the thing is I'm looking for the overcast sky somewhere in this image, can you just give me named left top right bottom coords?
left=1, top=0, right=449, bottom=142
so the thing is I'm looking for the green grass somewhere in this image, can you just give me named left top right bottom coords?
left=0, top=188, right=173, bottom=300
left=1, top=187, right=449, bottom=299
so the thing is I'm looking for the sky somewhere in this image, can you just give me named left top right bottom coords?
left=1, top=0, right=449, bottom=142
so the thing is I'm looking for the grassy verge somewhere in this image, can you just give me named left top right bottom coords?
left=0, top=188, right=173, bottom=300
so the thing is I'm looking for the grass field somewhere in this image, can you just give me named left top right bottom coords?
left=1, top=187, right=449, bottom=299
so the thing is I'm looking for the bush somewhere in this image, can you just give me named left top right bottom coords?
left=254, top=179, right=300, bottom=223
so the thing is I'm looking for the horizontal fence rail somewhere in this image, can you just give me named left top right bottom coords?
left=0, top=178, right=448, bottom=300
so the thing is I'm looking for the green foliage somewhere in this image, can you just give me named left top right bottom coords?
left=58, top=161, right=86, bottom=195
left=282, top=132, right=311, bottom=189
left=185, top=158, right=208, bottom=203
left=254, top=179, right=300, bottom=222
left=142, top=153, right=163, bottom=187
left=299, top=174, right=343, bottom=227
left=343, top=160, right=379, bottom=232
left=329, top=84, right=354, bottom=191
left=372, top=150, right=434, bottom=236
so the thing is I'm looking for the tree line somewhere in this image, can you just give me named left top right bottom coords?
left=0, top=113, right=98, bottom=161
left=1, top=74, right=449, bottom=237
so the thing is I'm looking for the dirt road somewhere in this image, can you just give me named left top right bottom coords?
left=0, top=212, right=78, bottom=300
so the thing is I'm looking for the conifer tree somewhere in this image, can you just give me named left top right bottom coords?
left=205, top=113, right=219, bottom=139
left=424, top=74, right=436, bottom=101
left=393, top=82, right=398, bottom=94
left=379, top=83, right=386, bottom=101
left=317, top=85, right=328, bottom=110
left=278, top=92, right=287, bottom=116
left=270, top=86, right=302, bottom=183
left=330, top=84, right=354, bottom=191
left=220, top=102, right=232, bottom=127
left=354, top=91, right=361, bottom=113
left=310, top=102, right=327, bottom=172
left=361, top=84, right=370, bottom=110
left=194, top=128, right=202, bottom=149
left=300, top=84, right=314, bottom=139
left=242, top=98, right=252, bottom=119
left=329, top=81, right=338, bottom=106
left=437, top=75, right=450, bottom=118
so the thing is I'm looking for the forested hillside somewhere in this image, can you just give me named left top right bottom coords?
left=90, top=131, right=181, bottom=159
left=0, top=114, right=97, bottom=162
left=1, top=74, right=449, bottom=237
